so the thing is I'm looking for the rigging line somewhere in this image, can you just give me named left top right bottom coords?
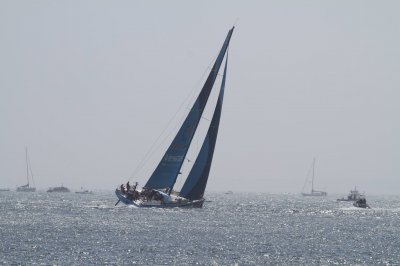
left=25, top=147, right=29, bottom=185
left=129, top=112, right=187, bottom=181
left=184, top=54, right=220, bottom=112
left=128, top=54, right=219, bottom=181
left=127, top=81, right=197, bottom=180
left=233, top=18, right=240, bottom=27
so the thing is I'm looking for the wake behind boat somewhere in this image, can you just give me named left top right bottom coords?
left=115, top=27, right=234, bottom=208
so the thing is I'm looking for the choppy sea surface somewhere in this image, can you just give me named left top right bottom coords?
left=1, top=191, right=400, bottom=265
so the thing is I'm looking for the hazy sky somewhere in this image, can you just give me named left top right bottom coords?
left=1, top=1, right=399, bottom=194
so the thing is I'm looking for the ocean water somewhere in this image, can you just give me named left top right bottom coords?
left=1, top=192, right=400, bottom=265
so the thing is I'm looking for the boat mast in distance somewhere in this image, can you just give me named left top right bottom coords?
left=16, top=147, right=36, bottom=192
left=301, top=157, right=327, bottom=197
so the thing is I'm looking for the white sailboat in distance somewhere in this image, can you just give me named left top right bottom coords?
left=16, top=147, right=36, bottom=192
left=301, top=158, right=327, bottom=197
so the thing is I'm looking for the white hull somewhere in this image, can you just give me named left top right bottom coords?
left=115, top=189, right=204, bottom=208
left=302, top=191, right=327, bottom=197
left=17, top=186, right=36, bottom=192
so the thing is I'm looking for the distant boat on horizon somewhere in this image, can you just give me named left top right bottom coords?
left=47, top=185, right=70, bottom=193
left=337, top=187, right=361, bottom=201
left=0, top=188, right=10, bottom=192
left=75, top=187, right=93, bottom=194
left=353, top=194, right=370, bottom=208
left=301, top=158, right=327, bottom=197
left=17, top=147, right=36, bottom=192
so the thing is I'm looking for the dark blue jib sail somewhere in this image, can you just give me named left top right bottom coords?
left=145, top=27, right=234, bottom=190
left=179, top=54, right=228, bottom=200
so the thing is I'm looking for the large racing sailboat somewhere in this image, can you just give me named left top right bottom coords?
left=115, top=27, right=234, bottom=208
left=17, top=147, right=36, bottom=192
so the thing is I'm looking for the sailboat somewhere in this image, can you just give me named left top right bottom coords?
left=75, top=187, right=93, bottom=194
left=115, top=27, right=234, bottom=208
left=17, top=147, right=36, bottom=192
left=301, top=158, right=327, bottom=197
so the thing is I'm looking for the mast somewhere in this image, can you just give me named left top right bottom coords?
left=311, top=157, right=315, bottom=192
left=25, top=147, right=29, bottom=187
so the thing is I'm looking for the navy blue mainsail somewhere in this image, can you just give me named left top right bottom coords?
left=179, top=54, right=228, bottom=200
left=144, top=27, right=234, bottom=190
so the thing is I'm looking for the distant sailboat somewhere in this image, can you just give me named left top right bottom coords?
left=17, top=147, right=36, bottom=192
left=75, top=187, right=93, bottom=194
left=301, top=158, right=327, bottom=197
left=115, top=27, right=234, bottom=208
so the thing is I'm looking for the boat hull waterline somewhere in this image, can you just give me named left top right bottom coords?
left=115, top=189, right=204, bottom=208
left=301, top=190, right=327, bottom=197
left=16, top=186, right=36, bottom=192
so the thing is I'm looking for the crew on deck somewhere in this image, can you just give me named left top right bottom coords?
left=120, top=184, right=126, bottom=194
left=119, top=182, right=167, bottom=203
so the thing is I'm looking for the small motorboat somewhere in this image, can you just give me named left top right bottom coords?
left=353, top=195, right=370, bottom=209
left=337, top=187, right=361, bottom=201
